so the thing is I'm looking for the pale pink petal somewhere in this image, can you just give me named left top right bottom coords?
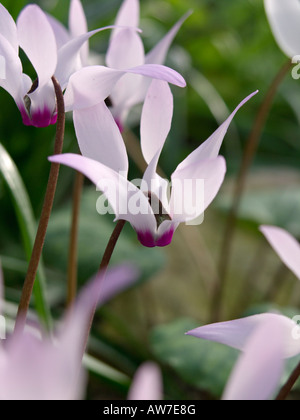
left=128, top=362, right=163, bottom=400
left=111, top=0, right=140, bottom=40
left=0, top=3, right=18, bottom=52
left=175, top=91, right=258, bottom=172
left=106, top=28, right=144, bottom=70
left=260, top=225, right=300, bottom=281
left=186, top=313, right=300, bottom=359
left=73, top=102, right=128, bottom=174
left=46, top=13, right=70, bottom=49
left=55, top=26, right=117, bottom=89
left=69, top=0, right=89, bottom=65
left=48, top=153, right=156, bottom=235
left=170, top=156, right=226, bottom=222
left=222, top=319, right=284, bottom=400
left=264, top=0, right=300, bottom=58
left=64, top=64, right=185, bottom=111
left=145, top=11, right=192, bottom=65
left=17, top=5, right=57, bottom=88
left=141, top=80, right=173, bottom=164
left=0, top=34, right=23, bottom=101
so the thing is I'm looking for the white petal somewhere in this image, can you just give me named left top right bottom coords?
left=186, top=313, right=300, bottom=359
left=48, top=153, right=156, bottom=235
left=264, top=0, right=300, bottom=58
left=175, top=91, right=258, bottom=172
left=73, top=102, right=128, bottom=174
left=17, top=5, right=57, bottom=88
left=55, top=27, right=116, bottom=89
left=222, top=318, right=284, bottom=400
left=0, top=3, right=18, bottom=52
left=69, top=0, right=89, bottom=66
left=260, top=225, right=300, bottom=281
left=106, top=28, right=144, bottom=70
left=128, top=362, right=163, bottom=400
left=111, top=0, right=140, bottom=40
left=141, top=80, right=173, bottom=164
left=46, top=13, right=70, bottom=50
left=170, top=156, right=226, bottom=222
left=0, top=34, right=23, bottom=101
left=145, top=11, right=192, bottom=65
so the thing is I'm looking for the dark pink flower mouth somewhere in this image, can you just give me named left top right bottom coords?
left=18, top=104, right=57, bottom=128
left=137, top=228, right=174, bottom=248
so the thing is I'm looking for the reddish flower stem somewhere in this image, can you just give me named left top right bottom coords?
left=14, top=76, right=65, bottom=332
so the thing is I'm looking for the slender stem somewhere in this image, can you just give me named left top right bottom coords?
left=276, top=360, right=300, bottom=400
left=210, top=60, right=293, bottom=323
left=80, top=220, right=126, bottom=357
left=14, top=76, right=65, bottom=332
left=67, top=171, right=84, bottom=307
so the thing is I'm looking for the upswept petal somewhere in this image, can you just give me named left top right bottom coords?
left=222, top=319, right=284, bottom=400
left=69, top=0, right=89, bottom=66
left=73, top=102, right=128, bottom=174
left=260, top=225, right=300, bottom=281
left=55, top=26, right=118, bottom=89
left=175, top=91, right=258, bottom=172
left=186, top=313, right=300, bottom=359
left=106, top=28, right=144, bottom=70
left=111, top=0, right=140, bottom=40
left=170, top=156, right=226, bottom=223
left=141, top=80, right=173, bottom=164
left=0, top=34, right=23, bottom=101
left=64, top=64, right=185, bottom=112
left=145, top=11, right=192, bottom=65
left=0, top=3, right=18, bottom=52
left=17, top=5, right=57, bottom=89
left=128, top=362, right=163, bottom=400
left=264, top=0, right=300, bottom=58
left=48, top=153, right=156, bottom=235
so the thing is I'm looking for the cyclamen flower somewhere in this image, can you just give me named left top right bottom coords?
left=0, top=3, right=120, bottom=127
left=0, top=265, right=137, bottom=400
left=187, top=313, right=300, bottom=400
left=264, top=0, right=300, bottom=58
left=105, top=0, right=191, bottom=129
left=50, top=80, right=257, bottom=247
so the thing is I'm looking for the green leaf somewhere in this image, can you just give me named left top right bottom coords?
left=150, top=317, right=238, bottom=399
left=44, top=187, right=166, bottom=285
left=0, top=143, right=52, bottom=330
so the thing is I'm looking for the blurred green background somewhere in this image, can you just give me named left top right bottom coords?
left=0, top=0, right=300, bottom=399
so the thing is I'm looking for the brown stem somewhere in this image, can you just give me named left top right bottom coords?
left=80, top=220, right=126, bottom=357
left=276, top=360, right=300, bottom=400
left=14, top=76, right=65, bottom=332
left=67, top=171, right=84, bottom=307
left=210, top=60, right=293, bottom=323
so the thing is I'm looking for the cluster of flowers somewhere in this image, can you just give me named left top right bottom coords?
left=0, top=0, right=299, bottom=400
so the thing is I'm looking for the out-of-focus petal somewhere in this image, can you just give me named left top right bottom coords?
left=128, top=362, right=163, bottom=400
left=186, top=313, right=300, bottom=359
left=175, top=91, right=258, bottom=172
left=46, top=13, right=70, bottom=50
left=17, top=5, right=57, bottom=89
left=141, top=80, right=173, bottom=164
left=0, top=34, right=23, bottom=101
left=170, top=156, right=226, bottom=222
left=145, top=11, right=192, bottom=65
left=73, top=102, right=128, bottom=174
left=222, top=319, right=284, bottom=400
left=111, top=0, right=140, bottom=40
left=48, top=153, right=156, bottom=235
left=0, top=3, right=18, bottom=52
left=264, top=0, right=300, bottom=58
left=69, top=0, right=89, bottom=66
left=64, top=64, right=185, bottom=111
left=55, top=26, right=117, bottom=89
left=260, top=225, right=300, bottom=281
